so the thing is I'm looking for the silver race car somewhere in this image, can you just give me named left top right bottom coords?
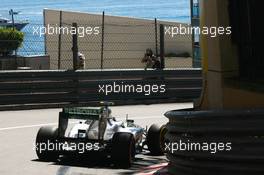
left=35, top=102, right=167, bottom=167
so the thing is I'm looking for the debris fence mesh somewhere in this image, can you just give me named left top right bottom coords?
left=0, top=10, right=193, bottom=70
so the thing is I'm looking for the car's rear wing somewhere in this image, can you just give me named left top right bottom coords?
left=62, top=107, right=103, bottom=120
left=58, top=107, right=104, bottom=137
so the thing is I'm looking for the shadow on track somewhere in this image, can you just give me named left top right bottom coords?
left=32, top=152, right=167, bottom=175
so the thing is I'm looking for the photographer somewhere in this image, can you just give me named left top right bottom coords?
left=141, top=48, right=161, bottom=70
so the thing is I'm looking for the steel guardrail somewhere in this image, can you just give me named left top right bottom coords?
left=0, top=68, right=202, bottom=110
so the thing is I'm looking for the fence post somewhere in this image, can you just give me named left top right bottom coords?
left=154, top=18, right=158, bottom=57
left=160, top=24, right=165, bottom=69
left=58, top=11, right=62, bottom=69
left=100, top=11, right=105, bottom=69
left=71, top=23, right=79, bottom=104
left=72, top=22, right=78, bottom=70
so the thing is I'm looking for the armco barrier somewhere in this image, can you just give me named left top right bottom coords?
left=0, top=69, right=202, bottom=110
left=164, top=109, right=264, bottom=175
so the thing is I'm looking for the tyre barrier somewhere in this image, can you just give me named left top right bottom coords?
left=164, top=109, right=264, bottom=175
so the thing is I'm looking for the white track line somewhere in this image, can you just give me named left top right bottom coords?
left=0, top=123, right=58, bottom=131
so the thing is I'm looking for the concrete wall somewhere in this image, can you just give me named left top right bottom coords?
left=44, top=9, right=192, bottom=69
left=0, top=55, right=50, bottom=70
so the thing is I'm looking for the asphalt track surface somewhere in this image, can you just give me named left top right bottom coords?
left=0, top=103, right=192, bottom=175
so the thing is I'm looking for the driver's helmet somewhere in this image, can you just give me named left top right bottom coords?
left=102, top=108, right=112, bottom=118
left=108, top=108, right=112, bottom=115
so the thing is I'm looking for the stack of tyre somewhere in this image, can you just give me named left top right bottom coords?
left=165, top=109, right=264, bottom=175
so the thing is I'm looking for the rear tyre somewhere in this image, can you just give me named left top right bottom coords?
left=146, top=124, right=167, bottom=156
left=35, top=126, right=59, bottom=161
left=112, top=132, right=135, bottom=168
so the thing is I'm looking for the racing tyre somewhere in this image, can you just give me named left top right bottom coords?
left=146, top=124, right=167, bottom=156
left=35, top=126, right=59, bottom=161
left=112, top=132, right=135, bottom=168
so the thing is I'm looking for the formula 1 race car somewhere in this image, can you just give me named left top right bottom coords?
left=35, top=102, right=167, bottom=167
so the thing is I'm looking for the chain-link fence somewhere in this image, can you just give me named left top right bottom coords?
left=0, top=10, right=193, bottom=70
left=0, top=23, right=45, bottom=56
left=0, top=10, right=48, bottom=70
left=0, top=10, right=44, bottom=56
left=51, top=20, right=159, bottom=69
left=19, top=23, right=45, bottom=56
left=46, top=11, right=193, bottom=70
